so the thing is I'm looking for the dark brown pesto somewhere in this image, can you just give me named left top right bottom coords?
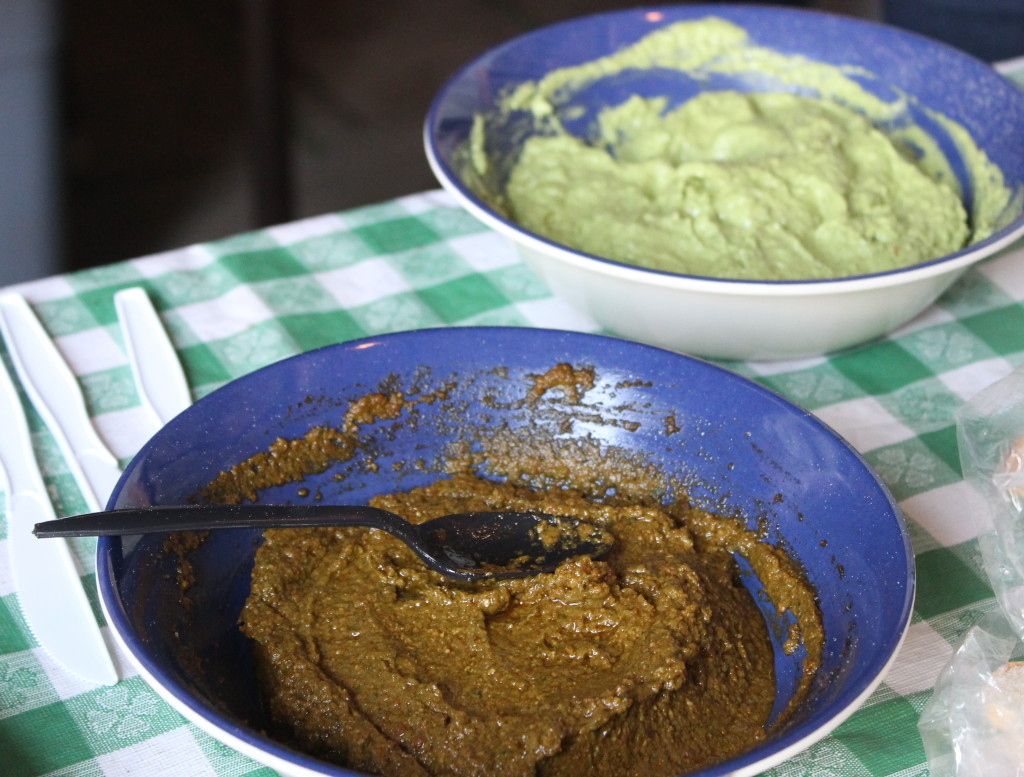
left=208, top=364, right=821, bottom=777
left=242, top=474, right=779, bottom=777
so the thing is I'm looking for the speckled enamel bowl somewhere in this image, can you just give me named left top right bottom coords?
left=424, top=5, right=1024, bottom=360
left=96, top=327, right=914, bottom=777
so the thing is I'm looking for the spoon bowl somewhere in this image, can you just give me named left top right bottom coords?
left=34, top=503, right=614, bottom=581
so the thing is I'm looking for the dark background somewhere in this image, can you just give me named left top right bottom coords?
left=55, top=0, right=858, bottom=273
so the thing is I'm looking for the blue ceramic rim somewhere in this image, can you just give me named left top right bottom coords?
left=424, top=4, right=1024, bottom=288
left=96, top=326, right=916, bottom=776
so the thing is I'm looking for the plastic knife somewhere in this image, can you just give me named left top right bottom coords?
left=114, top=287, right=192, bottom=428
left=0, top=352, right=118, bottom=686
left=0, top=294, right=121, bottom=513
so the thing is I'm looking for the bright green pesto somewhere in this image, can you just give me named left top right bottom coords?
left=505, top=91, right=970, bottom=280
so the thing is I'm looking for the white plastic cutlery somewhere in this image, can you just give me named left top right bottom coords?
left=114, top=287, right=192, bottom=428
left=0, top=294, right=122, bottom=513
left=0, top=288, right=189, bottom=688
left=0, top=349, right=119, bottom=686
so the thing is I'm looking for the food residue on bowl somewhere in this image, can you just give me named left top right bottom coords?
left=465, top=17, right=1013, bottom=281
left=198, top=363, right=824, bottom=777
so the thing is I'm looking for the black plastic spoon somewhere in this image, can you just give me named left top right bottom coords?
left=33, top=504, right=614, bottom=582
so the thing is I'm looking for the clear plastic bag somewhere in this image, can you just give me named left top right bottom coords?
left=957, top=368, right=1024, bottom=635
left=919, top=612, right=1024, bottom=777
left=918, top=366, right=1024, bottom=777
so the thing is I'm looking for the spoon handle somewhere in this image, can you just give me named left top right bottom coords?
left=32, top=503, right=404, bottom=538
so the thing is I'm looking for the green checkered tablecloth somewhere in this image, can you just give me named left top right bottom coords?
left=3, top=61, right=1024, bottom=777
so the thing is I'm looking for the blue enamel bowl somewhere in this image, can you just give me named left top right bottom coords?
left=425, top=5, right=1024, bottom=360
left=97, top=327, right=914, bottom=777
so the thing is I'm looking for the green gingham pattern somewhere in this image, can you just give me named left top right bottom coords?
left=3, top=61, right=1024, bottom=775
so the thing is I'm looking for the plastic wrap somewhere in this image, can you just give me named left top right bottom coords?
left=918, top=365, right=1024, bottom=777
